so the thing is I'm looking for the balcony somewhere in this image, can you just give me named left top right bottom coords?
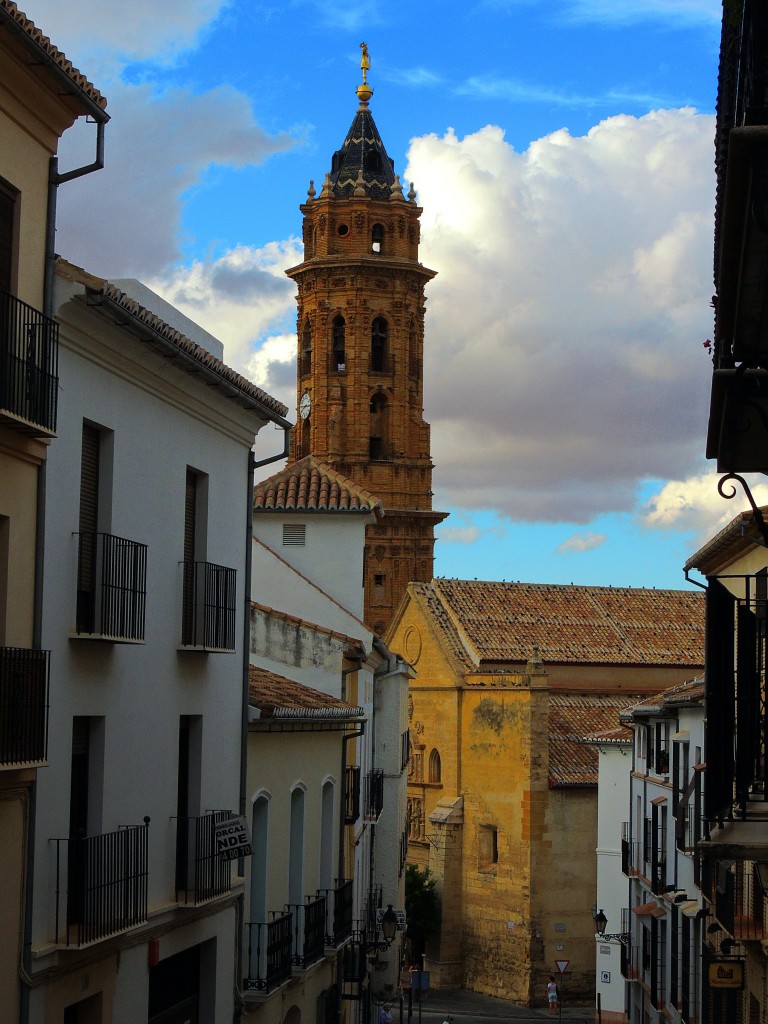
left=285, top=894, right=326, bottom=968
left=318, top=878, right=353, bottom=947
left=364, top=769, right=384, bottom=823
left=0, top=646, right=49, bottom=767
left=75, top=533, right=147, bottom=642
left=345, top=764, right=361, bottom=824
left=53, top=821, right=149, bottom=946
left=181, top=561, right=237, bottom=651
left=175, top=811, right=231, bottom=905
left=244, top=912, right=293, bottom=994
left=0, top=291, right=58, bottom=435
left=621, top=822, right=639, bottom=876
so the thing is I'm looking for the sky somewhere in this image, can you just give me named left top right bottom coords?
left=24, top=0, right=761, bottom=590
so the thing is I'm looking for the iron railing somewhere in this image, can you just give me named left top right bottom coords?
left=318, top=878, right=353, bottom=947
left=245, top=912, right=293, bottom=992
left=54, top=820, right=149, bottom=946
left=175, top=811, right=231, bottom=905
left=345, top=765, right=361, bottom=824
left=76, top=532, right=147, bottom=641
left=286, top=895, right=326, bottom=967
left=0, top=646, right=48, bottom=766
left=708, top=859, right=768, bottom=940
left=0, top=291, right=58, bottom=433
left=364, top=769, right=384, bottom=822
left=621, top=821, right=639, bottom=876
left=181, top=561, right=237, bottom=651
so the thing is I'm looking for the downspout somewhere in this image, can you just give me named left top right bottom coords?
left=252, top=423, right=291, bottom=471
left=235, top=447, right=256, bottom=1022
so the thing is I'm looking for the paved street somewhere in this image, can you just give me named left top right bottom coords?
left=392, top=988, right=594, bottom=1024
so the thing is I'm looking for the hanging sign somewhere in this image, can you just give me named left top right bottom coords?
left=214, top=816, right=252, bottom=860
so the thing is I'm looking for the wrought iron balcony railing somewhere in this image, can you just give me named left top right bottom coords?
left=285, top=895, right=326, bottom=968
left=318, top=878, right=353, bottom=947
left=175, top=811, right=231, bottom=905
left=181, top=561, right=237, bottom=651
left=0, top=291, right=58, bottom=434
left=364, top=769, right=384, bottom=823
left=344, top=764, right=361, bottom=824
left=244, top=912, right=293, bottom=993
left=0, top=646, right=49, bottom=767
left=76, top=532, right=147, bottom=641
left=54, top=820, right=149, bottom=946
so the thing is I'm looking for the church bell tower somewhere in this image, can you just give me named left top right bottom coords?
left=285, top=45, right=446, bottom=634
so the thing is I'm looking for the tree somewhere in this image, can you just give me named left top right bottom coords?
left=404, top=864, right=440, bottom=962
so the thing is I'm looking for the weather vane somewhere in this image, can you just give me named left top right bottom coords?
left=357, top=42, right=373, bottom=106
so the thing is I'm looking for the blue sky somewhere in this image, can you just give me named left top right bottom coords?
left=27, top=0, right=748, bottom=590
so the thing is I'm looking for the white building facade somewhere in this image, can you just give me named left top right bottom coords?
left=622, top=680, right=705, bottom=1024
left=27, top=262, right=288, bottom=1023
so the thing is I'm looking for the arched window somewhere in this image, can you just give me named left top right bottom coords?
left=369, top=393, right=388, bottom=460
left=371, top=317, right=388, bottom=372
left=319, top=780, right=335, bottom=890
left=428, top=749, right=442, bottom=783
left=301, top=320, right=312, bottom=376
left=288, top=785, right=305, bottom=905
left=371, top=223, right=384, bottom=254
left=332, top=316, right=346, bottom=371
left=249, top=793, right=270, bottom=979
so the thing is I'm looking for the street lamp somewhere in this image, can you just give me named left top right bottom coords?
left=594, top=908, right=608, bottom=936
left=366, top=904, right=399, bottom=953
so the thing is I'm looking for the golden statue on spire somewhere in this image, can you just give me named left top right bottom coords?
left=357, top=42, right=373, bottom=106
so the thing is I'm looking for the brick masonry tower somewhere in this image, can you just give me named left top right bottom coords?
left=285, top=44, right=446, bottom=634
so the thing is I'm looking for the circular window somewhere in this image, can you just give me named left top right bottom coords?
left=337, top=224, right=349, bottom=236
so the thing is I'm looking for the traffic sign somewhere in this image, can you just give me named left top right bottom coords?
left=554, top=960, right=570, bottom=974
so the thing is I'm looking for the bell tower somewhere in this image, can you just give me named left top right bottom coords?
left=286, top=44, right=446, bottom=634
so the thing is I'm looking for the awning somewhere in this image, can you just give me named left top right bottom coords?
left=672, top=729, right=689, bottom=742
left=651, top=795, right=668, bottom=806
left=679, top=901, right=700, bottom=918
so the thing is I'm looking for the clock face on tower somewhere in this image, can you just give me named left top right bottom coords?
left=299, top=392, right=311, bottom=419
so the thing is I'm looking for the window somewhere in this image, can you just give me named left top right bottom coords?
left=68, top=716, right=104, bottom=927
left=369, top=394, right=388, bottom=460
left=0, top=181, right=17, bottom=294
left=175, top=715, right=202, bottom=895
left=301, top=320, right=312, bottom=375
left=250, top=794, right=269, bottom=924
left=289, top=785, right=305, bottom=905
left=428, top=748, right=442, bottom=783
left=479, top=825, right=498, bottom=870
left=283, top=523, right=306, bottom=547
left=371, top=318, right=388, bottom=372
left=319, top=781, right=334, bottom=890
left=332, top=315, right=346, bottom=370
left=371, top=223, right=384, bottom=254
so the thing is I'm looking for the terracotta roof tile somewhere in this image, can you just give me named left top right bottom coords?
left=55, top=258, right=288, bottom=420
left=0, top=1, right=107, bottom=113
left=248, top=664, right=363, bottom=719
left=549, top=694, right=640, bottom=786
left=419, top=580, right=704, bottom=667
left=621, top=676, right=705, bottom=720
left=684, top=505, right=768, bottom=575
left=253, top=456, right=384, bottom=517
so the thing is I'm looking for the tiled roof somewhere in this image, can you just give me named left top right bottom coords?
left=0, top=1, right=107, bottom=114
left=549, top=694, right=640, bottom=786
left=684, top=505, right=768, bottom=575
left=583, top=725, right=633, bottom=746
left=253, top=455, right=384, bottom=517
left=621, top=676, right=705, bottom=721
left=55, top=259, right=288, bottom=421
left=248, top=664, right=363, bottom=719
left=417, top=579, right=704, bottom=667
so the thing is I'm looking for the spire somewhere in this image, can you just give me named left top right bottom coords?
left=327, top=43, right=396, bottom=199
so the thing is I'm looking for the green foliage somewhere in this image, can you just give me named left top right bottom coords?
left=405, top=864, right=441, bottom=960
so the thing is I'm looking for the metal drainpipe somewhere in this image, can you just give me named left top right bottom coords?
left=22, top=120, right=109, bottom=1024
left=252, top=423, right=291, bottom=471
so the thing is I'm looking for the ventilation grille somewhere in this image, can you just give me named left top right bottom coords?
left=282, top=524, right=306, bottom=547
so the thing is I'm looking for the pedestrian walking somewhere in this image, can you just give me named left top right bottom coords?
left=546, top=975, right=559, bottom=1014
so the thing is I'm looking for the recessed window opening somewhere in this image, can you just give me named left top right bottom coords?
left=371, top=223, right=384, bottom=254
left=332, top=315, right=346, bottom=370
left=301, top=320, right=312, bottom=375
left=371, top=318, right=388, bottom=372
left=337, top=223, right=349, bottom=236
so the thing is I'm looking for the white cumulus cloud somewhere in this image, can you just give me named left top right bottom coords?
left=407, top=108, right=715, bottom=523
